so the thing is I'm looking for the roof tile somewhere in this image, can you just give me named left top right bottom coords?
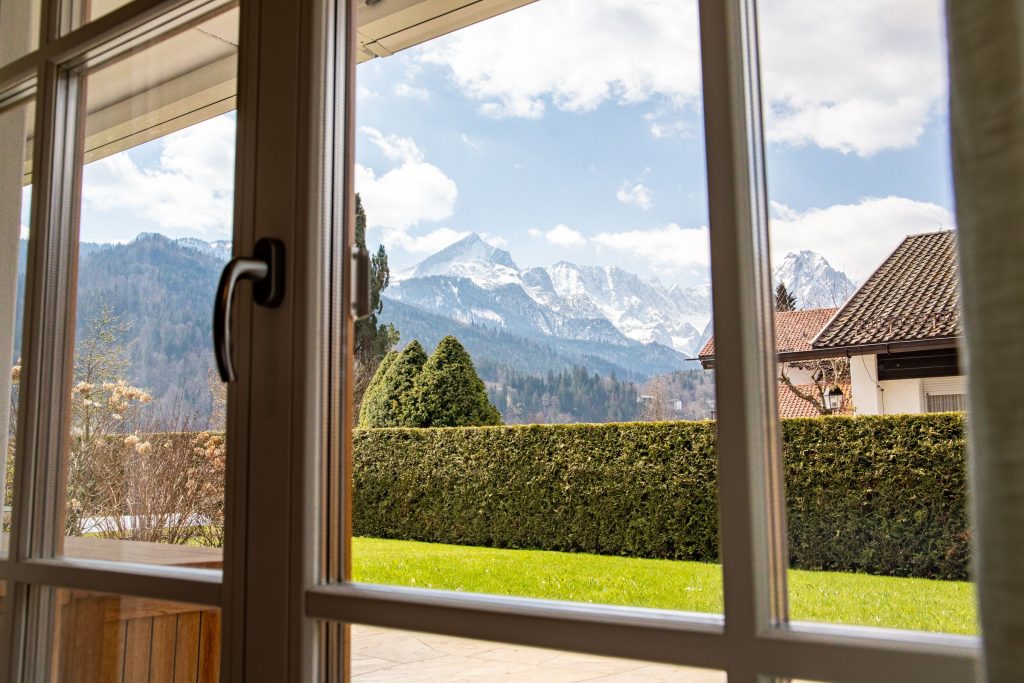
left=814, top=231, right=960, bottom=349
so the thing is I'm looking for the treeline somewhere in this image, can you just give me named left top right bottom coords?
left=488, top=366, right=641, bottom=424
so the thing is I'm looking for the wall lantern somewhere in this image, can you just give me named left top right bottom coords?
left=824, top=386, right=844, bottom=413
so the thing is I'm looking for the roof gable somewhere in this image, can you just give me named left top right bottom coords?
left=699, top=307, right=839, bottom=360
left=813, top=231, right=961, bottom=350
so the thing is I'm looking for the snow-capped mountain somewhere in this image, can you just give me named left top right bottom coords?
left=772, top=250, right=856, bottom=309
left=388, top=234, right=712, bottom=357
left=380, top=234, right=855, bottom=379
left=176, top=237, right=233, bottom=262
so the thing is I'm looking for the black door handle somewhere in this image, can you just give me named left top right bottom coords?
left=213, top=238, right=285, bottom=382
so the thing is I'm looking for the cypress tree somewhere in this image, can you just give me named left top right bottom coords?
left=412, top=336, right=502, bottom=427
left=358, top=341, right=427, bottom=427
left=357, top=350, right=398, bottom=427
left=353, top=193, right=400, bottom=416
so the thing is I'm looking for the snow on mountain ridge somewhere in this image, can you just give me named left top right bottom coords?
left=388, top=234, right=853, bottom=359
left=773, top=250, right=856, bottom=309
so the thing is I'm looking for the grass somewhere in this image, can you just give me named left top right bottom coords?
left=352, top=537, right=977, bottom=635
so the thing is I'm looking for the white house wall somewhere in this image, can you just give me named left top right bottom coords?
left=849, top=355, right=966, bottom=415
left=879, top=378, right=925, bottom=414
left=850, top=353, right=882, bottom=414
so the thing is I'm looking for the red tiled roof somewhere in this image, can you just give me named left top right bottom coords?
left=777, top=382, right=853, bottom=418
left=699, top=307, right=839, bottom=360
left=814, top=231, right=961, bottom=349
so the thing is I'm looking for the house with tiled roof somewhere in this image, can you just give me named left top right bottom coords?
left=811, top=230, right=964, bottom=414
left=699, top=308, right=852, bottom=417
left=699, top=230, right=964, bottom=417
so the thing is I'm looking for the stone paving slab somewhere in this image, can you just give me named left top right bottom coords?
left=351, top=625, right=726, bottom=682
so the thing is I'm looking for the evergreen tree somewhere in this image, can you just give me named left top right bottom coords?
left=358, top=341, right=427, bottom=427
left=357, top=350, right=397, bottom=427
left=412, top=336, right=502, bottom=427
left=775, top=282, right=798, bottom=311
left=354, top=193, right=400, bottom=416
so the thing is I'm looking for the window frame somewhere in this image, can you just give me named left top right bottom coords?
left=0, top=0, right=985, bottom=681
left=306, top=1, right=982, bottom=682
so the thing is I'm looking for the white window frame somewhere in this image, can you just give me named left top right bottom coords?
left=305, top=1, right=981, bottom=682
left=0, top=0, right=330, bottom=679
left=0, top=0, right=985, bottom=682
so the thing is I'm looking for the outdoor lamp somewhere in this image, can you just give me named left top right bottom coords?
left=824, top=386, right=844, bottom=412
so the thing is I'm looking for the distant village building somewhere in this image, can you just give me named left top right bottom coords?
left=699, top=230, right=964, bottom=417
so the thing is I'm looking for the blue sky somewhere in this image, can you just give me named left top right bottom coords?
left=47, top=0, right=955, bottom=289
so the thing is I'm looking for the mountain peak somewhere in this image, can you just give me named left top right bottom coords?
left=773, top=251, right=855, bottom=308
left=409, top=233, right=521, bottom=286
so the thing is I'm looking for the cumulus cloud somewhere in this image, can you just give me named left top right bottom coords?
left=356, top=127, right=458, bottom=250
left=390, top=227, right=469, bottom=254
left=419, top=0, right=701, bottom=119
left=541, top=224, right=587, bottom=247
left=592, top=223, right=710, bottom=269
left=481, top=232, right=507, bottom=247
left=769, top=196, right=955, bottom=280
left=82, top=114, right=235, bottom=238
left=418, top=0, right=947, bottom=155
left=616, top=181, right=653, bottom=210
left=393, top=82, right=430, bottom=99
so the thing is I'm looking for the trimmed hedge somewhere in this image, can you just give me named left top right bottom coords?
left=353, top=414, right=970, bottom=580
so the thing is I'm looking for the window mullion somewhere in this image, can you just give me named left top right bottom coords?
left=2, top=12, right=86, bottom=672
left=698, top=0, right=789, bottom=680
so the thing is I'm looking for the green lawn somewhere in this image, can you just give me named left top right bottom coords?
left=352, top=537, right=977, bottom=635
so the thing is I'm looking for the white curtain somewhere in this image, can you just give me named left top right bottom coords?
left=947, top=3, right=1024, bottom=680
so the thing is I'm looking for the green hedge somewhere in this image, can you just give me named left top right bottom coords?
left=353, top=414, right=970, bottom=580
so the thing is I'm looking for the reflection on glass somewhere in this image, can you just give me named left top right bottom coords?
left=51, top=589, right=220, bottom=682
left=0, top=0, right=41, bottom=68
left=349, top=0, right=722, bottom=616
left=58, top=9, right=237, bottom=564
left=1, top=99, right=34, bottom=557
left=756, top=0, right=974, bottom=633
left=347, top=625, right=725, bottom=682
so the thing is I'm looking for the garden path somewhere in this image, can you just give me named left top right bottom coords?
left=351, top=625, right=726, bottom=681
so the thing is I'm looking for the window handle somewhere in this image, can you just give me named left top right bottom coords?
left=213, top=238, right=285, bottom=382
left=352, top=244, right=372, bottom=320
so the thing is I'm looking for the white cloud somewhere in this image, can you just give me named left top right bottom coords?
left=481, top=232, right=507, bottom=247
left=356, top=128, right=459, bottom=251
left=20, top=224, right=29, bottom=239
left=592, top=223, right=710, bottom=269
left=418, top=0, right=947, bottom=155
left=616, top=182, right=653, bottom=210
left=769, top=196, right=955, bottom=280
left=528, top=228, right=542, bottom=237
left=360, top=126, right=424, bottom=164
left=759, top=0, right=947, bottom=155
left=419, top=0, right=701, bottom=120
left=460, top=133, right=483, bottom=151
left=390, top=227, right=469, bottom=254
left=82, top=114, right=235, bottom=238
left=648, top=119, right=690, bottom=139
left=393, top=82, right=430, bottom=99
left=357, top=85, right=378, bottom=100
left=543, top=224, right=587, bottom=247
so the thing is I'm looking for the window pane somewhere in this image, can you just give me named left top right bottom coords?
left=1, top=98, right=34, bottom=558
left=346, top=625, right=725, bottom=682
left=0, top=0, right=41, bottom=68
left=55, top=9, right=237, bottom=565
left=756, top=0, right=976, bottom=633
left=348, top=0, right=722, bottom=616
left=50, top=589, right=220, bottom=682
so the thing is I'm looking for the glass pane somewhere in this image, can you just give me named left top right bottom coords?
left=756, top=0, right=976, bottom=633
left=347, top=625, right=725, bottom=682
left=56, top=10, right=237, bottom=565
left=0, top=0, right=41, bottom=68
left=51, top=589, right=220, bottom=682
left=1, top=98, right=34, bottom=558
left=348, top=0, right=722, bottom=616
